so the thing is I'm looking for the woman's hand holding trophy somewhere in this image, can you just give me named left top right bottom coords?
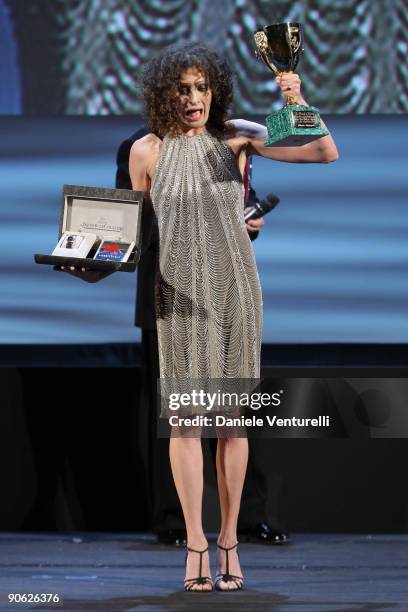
left=254, top=22, right=329, bottom=146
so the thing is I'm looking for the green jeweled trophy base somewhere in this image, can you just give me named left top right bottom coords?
left=265, top=104, right=329, bottom=147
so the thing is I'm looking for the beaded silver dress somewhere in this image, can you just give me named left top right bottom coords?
left=150, top=130, right=262, bottom=385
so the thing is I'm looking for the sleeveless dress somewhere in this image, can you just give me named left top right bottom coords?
left=150, top=130, right=262, bottom=388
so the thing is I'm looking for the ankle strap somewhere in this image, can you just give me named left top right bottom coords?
left=186, top=545, right=208, bottom=554
left=216, top=542, right=238, bottom=552
left=217, top=542, right=239, bottom=578
left=186, top=545, right=208, bottom=579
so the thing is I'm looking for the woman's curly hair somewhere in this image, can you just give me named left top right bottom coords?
left=140, top=42, right=233, bottom=137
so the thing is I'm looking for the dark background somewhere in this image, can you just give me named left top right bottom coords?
left=2, top=366, right=408, bottom=533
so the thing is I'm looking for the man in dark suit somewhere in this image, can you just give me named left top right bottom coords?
left=116, top=127, right=290, bottom=545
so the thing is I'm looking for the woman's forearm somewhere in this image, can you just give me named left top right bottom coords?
left=295, top=95, right=338, bottom=163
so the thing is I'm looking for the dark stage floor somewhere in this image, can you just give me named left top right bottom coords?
left=0, top=533, right=407, bottom=611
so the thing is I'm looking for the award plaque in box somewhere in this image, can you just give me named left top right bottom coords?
left=34, top=185, right=144, bottom=272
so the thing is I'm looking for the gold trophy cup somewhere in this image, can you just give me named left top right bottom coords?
left=254, top=22, right=328, bottom=146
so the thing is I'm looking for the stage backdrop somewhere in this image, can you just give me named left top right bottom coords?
left=1, top=0, right=407, bottom=115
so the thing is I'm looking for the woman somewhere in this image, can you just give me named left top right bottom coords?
left=130, top=42, right=338, bottom=592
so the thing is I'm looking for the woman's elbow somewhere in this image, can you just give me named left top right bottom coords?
left=321, top=149, right=339, bottom=163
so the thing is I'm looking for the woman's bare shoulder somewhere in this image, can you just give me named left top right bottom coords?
left=129, top=133, right=162, bottom=190
left=130, top=132, right=162, bottom=161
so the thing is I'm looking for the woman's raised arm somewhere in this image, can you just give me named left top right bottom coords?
left=230, top=73, right=339, bottom=164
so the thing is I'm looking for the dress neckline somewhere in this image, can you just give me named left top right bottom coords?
left=165, top=130, right=211, bottom=141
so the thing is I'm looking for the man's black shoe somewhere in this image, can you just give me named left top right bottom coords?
left=156, top=529, right=187, bottom=547
left=238, top=522, right=291, bottom=545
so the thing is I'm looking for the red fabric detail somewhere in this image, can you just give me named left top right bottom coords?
left=244, top=159, right=249, bottom=204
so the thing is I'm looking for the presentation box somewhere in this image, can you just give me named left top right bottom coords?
left=34, top=185, right=143, bottom=272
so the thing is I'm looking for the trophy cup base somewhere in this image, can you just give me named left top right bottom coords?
left=264, top=105, right=329, bottom=147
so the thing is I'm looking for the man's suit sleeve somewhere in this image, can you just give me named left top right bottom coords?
left=115, top=127, right=157, bottom=256
left=115, top=127, right=158, bottom=330
left=115, top=138, right=134, bottom=191
left=115, top=127, right=149, bottom=190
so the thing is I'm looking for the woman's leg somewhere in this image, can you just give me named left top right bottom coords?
left=169, top=436, right=212, bottom=590
left=216, top=436, right=248, bottom=590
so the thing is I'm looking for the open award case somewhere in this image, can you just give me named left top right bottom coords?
left=34, top=185, right=143, bottom=272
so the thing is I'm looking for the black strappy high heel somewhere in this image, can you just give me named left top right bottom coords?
left=184, top=545, right=213, bottom=592
left=215, top=542, right=244, bottom=591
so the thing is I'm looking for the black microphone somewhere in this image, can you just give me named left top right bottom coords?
left=244, top=192, right=280, bottom=222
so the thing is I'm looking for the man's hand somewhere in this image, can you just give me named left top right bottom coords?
left=245, top=216, right=265, bottom=234
left=54, top=265, right=114, bottom=283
